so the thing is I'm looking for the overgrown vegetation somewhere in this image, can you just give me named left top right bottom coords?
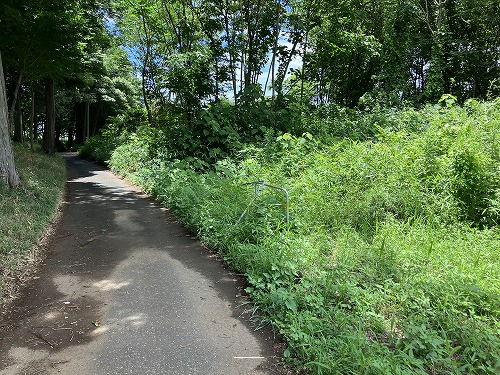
left=0, top=145, right=66, bottom=304
left=81, top=99, right=500, bottom=374
left=2, top=0, right=497, bottom=372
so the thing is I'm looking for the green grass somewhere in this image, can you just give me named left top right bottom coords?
left=88, top=99, right=499, bottom=374
left=0, top=144, right=66, bottom=303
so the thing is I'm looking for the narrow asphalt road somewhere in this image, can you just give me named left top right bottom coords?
left=0, top=154, right=287, bottom=375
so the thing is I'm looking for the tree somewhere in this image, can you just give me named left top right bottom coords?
left=301, top=0, right=383, bottom=107
left=1, top=0, right=114, bottom=153
left=0, top=51, right=20, bottom=188
left=112, top=0, right=500, bottom=123
left=375, top=0, right=500, bottom=105
left=70, top=44, right=141, bottom=143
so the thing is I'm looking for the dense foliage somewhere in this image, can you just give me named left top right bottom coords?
left=81, top=99, right=500, bottom=374
left=2, top=0, right=499, bottom=158
left=0, top=0, right=140, bottom=152
left=115, top=0, right=500, bottom=125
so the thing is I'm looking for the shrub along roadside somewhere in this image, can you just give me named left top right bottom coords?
left=0, top=144, right=66, bottom=306
left=86, top=101, right=499, bottom=374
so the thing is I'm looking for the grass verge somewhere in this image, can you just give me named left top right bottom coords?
left=0, top=144, right=66, bottom=308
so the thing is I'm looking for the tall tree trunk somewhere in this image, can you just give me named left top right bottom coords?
left=240, top=52, right=245, bottom=94
left=301, top=30, right=309, bottom=105
left=33, top=93, right=38, bottom=142
left=75, top=102, right=84, bottom=145
left=141, top=52, right=154, bottom=126
left=67, top=125, right=74, bottom=150
left=221, top=1, right=237, bottom=99
left=29, top=84, right=35, bottom=150
left=84, top=101, right=90, bottom=140
left=8, top=70, right=23, bottom=132
left=140, top=12, right=154, bottom=126
left=43, top=78, right=56, bottom=154
left=275, top=39, right=298, bottom=97
left=269, top=2, right=281, bottom=102
left=214, top=60, right=220, bottom=103
left=0, top=51, right=20, bottom=188
left=13, top=89, right=23, bottom=143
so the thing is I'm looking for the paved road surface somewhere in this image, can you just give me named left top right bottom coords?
left=0, top=154, right=286, bottom=375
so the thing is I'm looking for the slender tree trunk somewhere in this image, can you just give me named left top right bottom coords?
left=222, top=2, right=237, bottom=99
left=75, top=102, right=84, bottom=144
left=13, top=88, right=23, bottom=143
left=67, top=125, right=74, bottom=150
left=140, top=13, right=154, bottom=126
left=276, top=39, right=298, bottom=97
left=301, top=30, right=309, bottom=105
left=29, top=84, right=34, bottom=150
left=141, top=66, right=154, bottom=126
left=214, top=60, right=220, bottom=102
left=264, top=58, right=273, bottom=97
left=271, top=51, right=275, bottom=101
left=8, top=70, right=23, bottom=131
left=56, top=127, right=61, bottom=150
left=92, top=102, right=101, bottom=136
left=269, top=2, right=281, bottom=102
left=33, top=91, right=38, bottom=143
left=0, top=51, right=20, bottom=188
left=43, top=77, right=56, bottom=154
left=240, top=52, right=244, bottom=94
left=84, top=101, right=90, bottom=140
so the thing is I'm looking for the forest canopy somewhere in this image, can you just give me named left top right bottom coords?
left=115, top=0, right=500, bottom=114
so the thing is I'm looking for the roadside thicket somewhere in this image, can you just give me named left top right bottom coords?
left=81, top=100, right=499, bottom=374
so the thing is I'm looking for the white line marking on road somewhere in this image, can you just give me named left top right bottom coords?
left=233, top=357, right=265, bottom=359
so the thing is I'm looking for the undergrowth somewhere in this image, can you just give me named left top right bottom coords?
left=85, top=99, right=499, bottom=374
left=0, top=144, right=66, bottom=303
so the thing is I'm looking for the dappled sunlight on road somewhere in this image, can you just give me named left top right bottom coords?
left=90, top=313, right=147, bottom=339
left=43, top=310, right=63, bottom=321
left=90, top=325, right=110, bottom=336
left=122, top=313, right=146, bottom=327
left=66, top=171, right=104, bottom=184
left=0, top=154, right=281, bottom=374
left=93, top=279, right=130, bottom=291
left=53, top=275, right=131, bottom=299
left=113, top=210, right=145, bottom=232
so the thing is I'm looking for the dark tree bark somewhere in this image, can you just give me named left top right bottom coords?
left=8, top=70, right=23, bottom=132
left=43, top=77, right=56, bottom=154
left=84, top=101, right=89, bottom=139
left=67, top=125, right=74, bottom=150
left=13, top=90, right=23, bottom=143
left=0, top=51, right=20, bottom=188
left=32, top=90, right=39, bottom=143
left=75, top=102, right=84, bottom=145
left=29, top=84, right=35, bottom=149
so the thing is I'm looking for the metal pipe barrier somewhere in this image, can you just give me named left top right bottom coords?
left=236, top=180, right=289, bottom=224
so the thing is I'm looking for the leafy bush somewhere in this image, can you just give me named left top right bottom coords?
left=78, top=107, right=146, bottom=163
